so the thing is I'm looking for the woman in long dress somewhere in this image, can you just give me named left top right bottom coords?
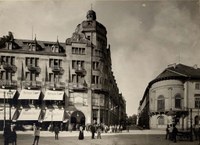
left=78, top=125, right=84, bottom=140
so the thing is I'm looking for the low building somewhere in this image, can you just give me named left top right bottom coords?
left=138, top=63, right=200, bottom=129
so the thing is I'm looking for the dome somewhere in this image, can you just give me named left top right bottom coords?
left=86, top=10, right=96, bottom=20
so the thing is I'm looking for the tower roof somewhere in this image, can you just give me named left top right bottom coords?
left=86, top=10, right=96, bottom=20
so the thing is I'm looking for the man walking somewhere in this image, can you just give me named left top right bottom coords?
left=54, top=125, right=60, bottom=140
left=90, top=124, right=96, bottom=139
left=32, top=126, right=40, bottom=145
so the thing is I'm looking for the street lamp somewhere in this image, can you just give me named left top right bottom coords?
left=7, top=89, right=13, bottom=122
left=2, top=86, right=6, bottom=129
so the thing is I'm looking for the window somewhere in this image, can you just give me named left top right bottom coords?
left=72, top=74, right=77, bottom=83
left=195, top=83, right=200, bottom=90
left=175, top=94, right=181, bottom=108
left=157, top=95, right=165, bottom=111
left=92, top=95, right=99, bottom=106
left=72, top=47, right=85, bottom=55
left=26, top=57, right=39, bottom=66
left=92, top=75, right=99, bottom=84
left=92, top=61, right=99, bottom=70
left=158, top=116, right=164, bottom=125
left=72, top=60, right=84, bottom=69
left=195, top=95, right=200, bottom=108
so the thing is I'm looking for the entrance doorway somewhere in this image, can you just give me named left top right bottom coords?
left=70, top=111, right=85, bottom=130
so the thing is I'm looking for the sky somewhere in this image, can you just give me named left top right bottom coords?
left=0, top=0, right=200, bottom=116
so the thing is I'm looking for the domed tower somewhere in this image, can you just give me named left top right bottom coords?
left=86, top=10, right=96, bottom=21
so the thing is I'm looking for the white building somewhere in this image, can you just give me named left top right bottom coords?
left=138, top=63, right=200, bottom=129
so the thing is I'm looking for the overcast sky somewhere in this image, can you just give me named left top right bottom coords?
left=0, top=0, right=199, bottom=116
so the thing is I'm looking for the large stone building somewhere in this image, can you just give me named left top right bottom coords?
left=0, top=10, right=126, bottom=130
left=138, top=63, right=200, bottom=130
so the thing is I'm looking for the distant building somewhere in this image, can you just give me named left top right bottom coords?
left=0, top=9, right=126, bottom=130
left=138, top=63, right=200, bottom=129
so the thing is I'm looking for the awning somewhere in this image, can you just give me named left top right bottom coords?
left=43, top=109, right=64, bottom=122
left=0, top=89, right=16, bottom=99
left=0, top=107, right=16, bottom=120
left=17, top=108, right=41, bottom=121
left=18, top=90, right=41, bottom=100
left=44, top=90, right=64, bottom=100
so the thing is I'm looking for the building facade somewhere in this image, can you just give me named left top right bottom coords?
left=138, top=64, right=200, bottom=130
left=0, top=10, right=126, bottom=130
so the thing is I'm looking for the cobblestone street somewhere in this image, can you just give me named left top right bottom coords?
left=0, top=130, right=199, bottom=145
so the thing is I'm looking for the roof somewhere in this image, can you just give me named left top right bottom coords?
left=153, top=64, right=200, bottom=83
left=139, top=63, right=200, bottom=105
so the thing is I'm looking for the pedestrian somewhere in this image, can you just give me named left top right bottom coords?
left=168, top=124, right=173, bottom=140
left=172, top=124, right=178, bottom=143
left=165, top=124, right=169, bottom=140
left=3, top=123, right=11, bottom=145
left=54, top=125, right=60, bottom=140
left=78, top=125, right=84, bottom=140
left=32, top=126, right=40, bottom=145
left=90, top=124, right=96, bottom=139
left=193, top=124, right=198, bottom=140
left=120, top=125, right=123, bottom=133
left=97, top=125, right=102, bottom=139
left=11, top=124, right=17, bottom=145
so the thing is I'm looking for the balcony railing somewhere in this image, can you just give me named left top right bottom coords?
left=46, top=82, right=65, bottom=90
left=69, top=83, right=88, bottom=92
left=91, top=84, right=109, bottom=93
left=0, top=80, right=18, bottom=89
left=75, top=67, right=86, bottom=76
left=22, top=81, right=42, bottom=89
left=51, top=65, right=64, bottom=74
left=27, top=64, right=41, bottom=73
left=3, top=63, right=17, bottom=73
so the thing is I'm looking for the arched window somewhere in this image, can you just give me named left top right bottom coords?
left=158, top=116, right=164, bottom=125
left=157, top=95, right=165, bottom=111
left=175, top=94, right=181, bottom=108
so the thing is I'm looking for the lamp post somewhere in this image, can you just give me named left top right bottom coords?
left=3, top=91, right=6, bottom=129
left=7, top=89, right=13, bottom=122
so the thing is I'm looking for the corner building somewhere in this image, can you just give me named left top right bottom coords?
left=0, top=10, right=126, bottom=130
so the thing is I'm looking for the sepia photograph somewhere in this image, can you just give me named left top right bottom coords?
left=0, top=0, right=200, bottom=145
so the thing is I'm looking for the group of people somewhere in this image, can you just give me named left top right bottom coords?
left=3, top=123, right=17, bottom=145
left=165, top=124, right=178, bottom=143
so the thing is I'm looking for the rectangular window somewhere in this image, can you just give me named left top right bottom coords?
left=195, top=83, right=200, bottom=90
left=195, top=97, right=200, bottom=108
left=157, top=100, right=165, bottom=111
left=92, top=95, right=98, bottom=106
left=92, top=75, right=95, bottom=84
left=49, top=59, right=53, bottom=67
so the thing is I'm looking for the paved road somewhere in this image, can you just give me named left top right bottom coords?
left=0, top=130, right=199, bottom=145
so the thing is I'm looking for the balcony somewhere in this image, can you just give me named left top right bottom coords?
left=75, top=66, right=86, bottom=76
left=23, top=81, right=42, bottom=90
left=27, top=64, right=41, bottom=73
left=51, top=65, right=64, bottom=74
left=46, top=82, right=65, bottom=90
left=91, top=84, right=109, bottom=93
left=69, top=83, right=88, bottom=92
left=0, top=80, right=18, bottom=89
left=3, top=63, right=17, bottom=73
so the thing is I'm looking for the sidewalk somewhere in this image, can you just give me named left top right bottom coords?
left=0, top=129, right=166, bottom=137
